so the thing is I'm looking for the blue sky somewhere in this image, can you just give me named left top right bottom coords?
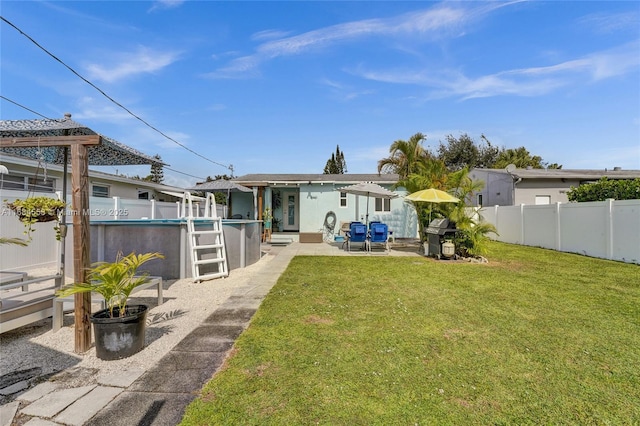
left=1, top=1, right=639, bottom=187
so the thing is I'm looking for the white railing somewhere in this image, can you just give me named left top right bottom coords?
left=480, top=199, right=640, bottom=264
left=1, top=192, right=227, bottom=272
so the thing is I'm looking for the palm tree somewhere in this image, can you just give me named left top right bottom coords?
left=442, top=167, right=497, bottom=257
left=493, top=146, right=544, bottom=169
left=377, top=132, right=430, bottom=179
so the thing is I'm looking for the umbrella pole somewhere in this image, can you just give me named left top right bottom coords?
left=365, top=193, right=370, bottom=227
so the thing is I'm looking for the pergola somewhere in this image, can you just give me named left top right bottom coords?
left=0, top=114, right=164, bottom=353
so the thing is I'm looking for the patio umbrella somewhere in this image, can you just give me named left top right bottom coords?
left=405, top=188, right=459, bottom=203
left=337, top=181, right=398, bottom=226
left=405, top=188, right=460, bottom=223
left=188, top=179, right=253, bottom=218
left=190, top=179, right=251, bottom=192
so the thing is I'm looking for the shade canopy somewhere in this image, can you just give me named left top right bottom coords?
left=337, top=181, right=398, bottom=199
left=405, top=188, right=459, bottom=203
left=337, top=181, right=398, bottom=226
left=0, top=114, right=166, bottom=354
left=0, top=115, right=165, bottom=166
left=189, top=179, right=252, bottom=193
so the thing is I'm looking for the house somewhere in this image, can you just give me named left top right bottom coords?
left=470, top=167, right=640, bottom=206
left=0, top=152, right=185, bottom=203
left=231, top=174, right=417, bottom=239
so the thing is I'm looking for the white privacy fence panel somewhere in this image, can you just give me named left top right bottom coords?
left=612, top=201, right=640, bottom=263
left=481, top=199, right=640, bottom=264
left=523, top=205, right=558, bottom=250
left=1, top=192, right=61, bottom=271
left=559, top=202, right=606, bottom=259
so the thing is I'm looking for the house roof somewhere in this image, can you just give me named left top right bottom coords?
left=233, top=173, right=400, bottom=187
left=471, top=168, right=640, bottom=180
left=0, top=151, right=185, bottom=192
left=0, top=114, right=165, bottom=166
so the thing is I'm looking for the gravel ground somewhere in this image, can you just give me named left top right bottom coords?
left=0, top=253, right=273, bottom=396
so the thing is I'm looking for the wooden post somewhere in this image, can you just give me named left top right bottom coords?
left=71, top=143, right=92, bottom=353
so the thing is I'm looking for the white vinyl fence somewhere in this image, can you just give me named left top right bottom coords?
left=480, top=199, right=640, bottom=264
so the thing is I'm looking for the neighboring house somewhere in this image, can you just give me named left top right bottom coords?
left=0, top=152, right=186, bottom=204
left=470, top=167, right=640, bottom=207
left=232, top=173, right=417, bottom=239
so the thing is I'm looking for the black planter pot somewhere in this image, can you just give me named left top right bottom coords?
left=90, top=305, right=148, bottom=360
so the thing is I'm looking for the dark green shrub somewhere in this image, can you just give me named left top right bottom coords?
left=567, top=177, right=640, bottom=202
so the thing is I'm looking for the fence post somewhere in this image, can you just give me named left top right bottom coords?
left=606, top=198, right=614, bottom=260
left=555, top=202, right=562, bottom=251
left=150, top=199, right=156, bottom=219
left=520, top=204, right=525, bottom=244
left=112, top=196, right=120, bottom=220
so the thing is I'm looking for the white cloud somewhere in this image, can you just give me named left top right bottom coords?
left=356, top=41, right=640, bottom=100
left=206, top=3, right=495, bottom=79
left=73, top=97, right=134, bottom=122
left=320, top=78, right=374, bottom=101
left=85, top=46, right=180, bottom=83
left=251, top=29, right=293, bottom=42
left=148, top=0, right=185, bottom=13
left=578, top=11, right=640, bottom=35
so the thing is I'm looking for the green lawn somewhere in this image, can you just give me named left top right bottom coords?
left=181, top=242, right=640, bottom=425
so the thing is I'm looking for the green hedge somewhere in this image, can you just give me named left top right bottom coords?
left=567, top=177, right=640, bottom=202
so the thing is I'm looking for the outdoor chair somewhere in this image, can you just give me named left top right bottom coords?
left=368, top=222, right=389, bottom=252
left=344, top=221, right=368, bottom=251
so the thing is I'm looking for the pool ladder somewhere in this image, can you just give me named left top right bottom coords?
left=184, top=192, right=229, bottom=282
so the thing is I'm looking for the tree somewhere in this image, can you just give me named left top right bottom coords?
left=323, top=145, right=347, bottom=174
left=437, top=134, right=479, bottom=171
left=377, top=132, right=430, bottom=179
left=493, top=147, right=544, bottom=169
left=397, top=158, right=450, bottom=238
left=148, top=154, right=164, bottom=183
left=437, top=134, right=500, bottom=171
left=200, top=175, right=233, bottom=205
left=477, top=135, right=502, bottom=169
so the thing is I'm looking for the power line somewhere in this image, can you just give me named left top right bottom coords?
left=1, top=15, right=233, bottom=174
left=0, top=95, right=51, bottom=119
left=0, top=94, right=209, bottom=182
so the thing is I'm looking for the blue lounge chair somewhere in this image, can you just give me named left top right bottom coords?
left=368, top=222, right=389, bottom=252
left=345, top=222, right=367, bottom=251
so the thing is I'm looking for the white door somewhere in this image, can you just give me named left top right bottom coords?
left=282, top=190, right=299, bottom=231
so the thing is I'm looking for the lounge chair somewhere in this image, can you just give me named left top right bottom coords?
left=344, top=222, right=368, bottom=251
left=368, top=222, right=389, bottom=253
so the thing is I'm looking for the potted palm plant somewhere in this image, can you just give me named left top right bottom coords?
left=56, top=251, right=164, bottom=360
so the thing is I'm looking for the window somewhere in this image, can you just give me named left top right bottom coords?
left=138, top=191, right=150, bottom=200
left=0, top=174, right=55, bottom=192
left=477, top=194, right=483, bottom=207
left=535, top=195, right=551, bottom=205
left=92, top=184, right=110, bottom=198
left=375, top=197, right=391, bottom=212
left=339, top=191, right=347, bottom=207
left=0, top=175, right=28, bottom=190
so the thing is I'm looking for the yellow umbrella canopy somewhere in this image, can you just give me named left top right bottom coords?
left=406, top=188, right=460, bottom=203
left=406, top=188, right=460, bottom=225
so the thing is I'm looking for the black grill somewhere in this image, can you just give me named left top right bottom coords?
left=424, top=218, right=458, bottom=258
